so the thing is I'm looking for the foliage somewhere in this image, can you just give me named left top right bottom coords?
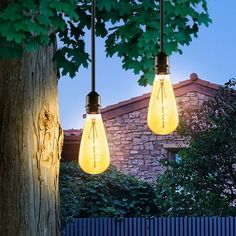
left=155, top=79, right=236, bottom=216
left=60, top=80, right=236, bottom=224
left=60, top=162, right=159, bottom=228
left=0, top=0, right=211, bottom=84
left=0, top=0, right=78, bottom=57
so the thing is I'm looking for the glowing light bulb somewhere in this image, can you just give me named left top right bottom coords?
left=79, top=113, right=110, bottom=174
left=147, top=74, right=179, bottom=135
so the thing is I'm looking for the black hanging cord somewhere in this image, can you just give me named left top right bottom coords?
left=86, top=0, right=100, bottom=114
left=155, top=0, right=169, bottom=74
left=160, top=0, right=164, bottom=52
left=91, top=0, right=96, bottom=92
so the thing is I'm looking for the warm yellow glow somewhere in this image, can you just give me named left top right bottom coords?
left=147, top=74, right=179, bottom=135
left=79, top=114, right=110, bottom=174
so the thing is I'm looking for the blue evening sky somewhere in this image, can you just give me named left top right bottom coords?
left=58, top=0, right=236, bottom=129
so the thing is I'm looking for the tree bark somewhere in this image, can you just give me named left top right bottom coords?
left=0, top=42, right=63, bottom=235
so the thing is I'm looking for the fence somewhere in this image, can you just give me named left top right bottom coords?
left=64, top=217, right=236, bottom=236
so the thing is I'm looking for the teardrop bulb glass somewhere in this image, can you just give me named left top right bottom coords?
left=79, top=114, right=110, bottom=174
left=147, top=74, right=179, bottom=135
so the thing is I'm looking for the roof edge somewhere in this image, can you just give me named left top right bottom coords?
left=101, top=75, right=221, bottom=117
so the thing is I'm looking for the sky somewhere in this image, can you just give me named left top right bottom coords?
left=58, top=0, right=236, bottom=130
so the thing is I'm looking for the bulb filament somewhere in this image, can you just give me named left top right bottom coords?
left=88, top=118, right=98, bottom=168
left=156, top=79, right=167, bottom=129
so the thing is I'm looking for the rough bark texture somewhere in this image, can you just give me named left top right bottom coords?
left=0, top=43, right=63, bottom=235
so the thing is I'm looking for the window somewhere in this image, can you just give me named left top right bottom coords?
left=167, top=149, right=182, bottom=163
left=164, top=142, right=187, bottom=163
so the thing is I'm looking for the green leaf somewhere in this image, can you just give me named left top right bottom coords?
left=96, top=22, right=108, bottom=38
left=36, top=15, right=52, bottom=26
left=0, top=3, right=23, bottom=21
left=198, top=13, right=212, bottom=26
left=49, top=2, right=78, bottom=20
left=0, top=0, right=211, bottom=86
left=97, top=0, right=117, bottom=12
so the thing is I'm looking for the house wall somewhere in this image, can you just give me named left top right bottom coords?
left=105, top=92, right=209, bottom=182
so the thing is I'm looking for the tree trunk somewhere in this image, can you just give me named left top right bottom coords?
left=0, top=42, right=63, bottom=235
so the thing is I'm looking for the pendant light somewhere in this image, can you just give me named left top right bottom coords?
left=78, top=0, right=110, bottom=174
left=147, top=0, right=179, bottom=135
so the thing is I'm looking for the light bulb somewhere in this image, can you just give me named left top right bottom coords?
left=147, top=74, right=179, bottom=135
left=79, top=113, right=110, bottom=174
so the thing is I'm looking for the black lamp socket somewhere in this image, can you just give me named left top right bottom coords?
left=86, top=91, right=101, bottom=114
left=155, top=51, right=169, bottom=75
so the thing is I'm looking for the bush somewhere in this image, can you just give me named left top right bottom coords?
left=155, top=79, right=236, bottom=216
left=60, top=162, right=160, bottom=227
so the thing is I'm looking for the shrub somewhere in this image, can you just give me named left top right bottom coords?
left=60, top=162, right=159, bottom=227
left=155, top=79, right=236, bottom=216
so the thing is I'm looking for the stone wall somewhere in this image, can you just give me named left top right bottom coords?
left=105, top=91, right=210, bottom=182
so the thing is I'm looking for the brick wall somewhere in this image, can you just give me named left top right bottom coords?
left=105, top=92, right=210, bottom=182
left=62, top=75, right=220, bottom=181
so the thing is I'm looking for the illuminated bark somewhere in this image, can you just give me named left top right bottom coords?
left=0, top=39, right=63, bottom=235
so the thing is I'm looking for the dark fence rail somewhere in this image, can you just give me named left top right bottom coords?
left=64, top=217, right=236, bottom=236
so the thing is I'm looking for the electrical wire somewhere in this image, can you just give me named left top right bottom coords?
left=91, top=0, right=96, bottom=92
left=160, top=0, right=164, bottom=52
